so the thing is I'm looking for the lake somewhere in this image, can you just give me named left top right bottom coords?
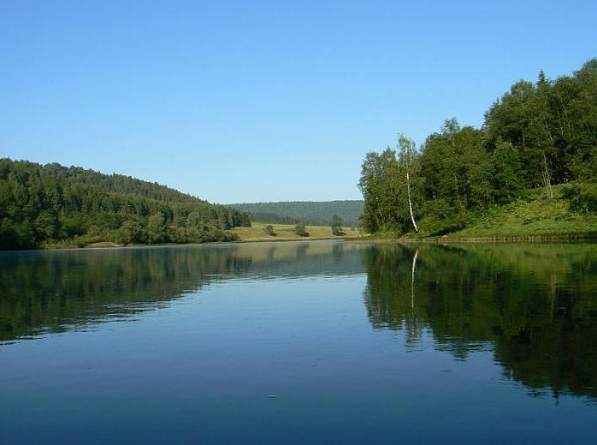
left=1, top=241, right=597, bottom=443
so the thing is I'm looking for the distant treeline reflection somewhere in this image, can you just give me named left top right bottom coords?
left=363, top=243, right=597, bottom=400
left=0, top=242, right=363, bottom=343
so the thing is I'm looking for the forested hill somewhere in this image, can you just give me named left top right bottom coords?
left=229, top=200, right=364, bottom=226
left=359, top=59, right=597, bottom=238
left=0, top=159, right=251, bottom=249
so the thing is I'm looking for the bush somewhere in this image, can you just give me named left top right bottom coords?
left=563, top=185, right=597, bottom=214
left=119, top=220, right=147, bottom=244
left=294, top=222, right=309, bottom=237
left=220, top=231, right=239, bottom=242
left=331, top=215, right=344, bottom=236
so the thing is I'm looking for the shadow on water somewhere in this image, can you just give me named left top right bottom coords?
left=362, top=242, right=597, bottom=401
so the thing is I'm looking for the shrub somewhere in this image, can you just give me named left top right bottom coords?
left=563, top=185, right=597, bottom=214
left=331, top=215, right=344, bottom=236
left=294, top=222, right=309, bottom=237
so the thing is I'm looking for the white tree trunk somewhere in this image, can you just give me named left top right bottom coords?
left=406, top=170, right=419, bottom=233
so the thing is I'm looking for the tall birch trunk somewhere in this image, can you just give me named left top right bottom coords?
left=400, top=135, right=419, bottom=233
left=406, top=170, right=419, bottom=233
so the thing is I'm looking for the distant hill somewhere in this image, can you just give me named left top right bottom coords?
left=0, top=159, right=250, bottom=249
left=229, top=200, right=364, bottom=227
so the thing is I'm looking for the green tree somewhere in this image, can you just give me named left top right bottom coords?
left=240, top=213, right=252, bottom=227
left=331, top=215, right=344, bottom=236
left=358, top=59, right=597, bottom=237
left=490, top=140, right=525, bottom=204
left=295, top=221, right=309, bottom=237
left=398, top=135, right=420, bottom=233
left=0, top=158, right=250, bottom=249
left=147, top=212, right=166, bottom=244
left=120, top=220, right=146, bottom=244
left=358, top=149, right=404, bottom=233
left=33, top=210, right=60, bottom=241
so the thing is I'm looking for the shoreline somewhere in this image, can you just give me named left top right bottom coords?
left=28, top=235, right=356, bottom=252
left=412, top=235, right=597, bottom=244
left=4, top=233, right=596, bottom=253
left=348, top=234, right=597, bottom=244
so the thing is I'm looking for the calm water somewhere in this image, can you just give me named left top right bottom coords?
left=1, top=241, right=597, bottom=444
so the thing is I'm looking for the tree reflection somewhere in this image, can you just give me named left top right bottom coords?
left=0, top=242, right=363, bottom=343
left=362, top=242, right=597, bottom=400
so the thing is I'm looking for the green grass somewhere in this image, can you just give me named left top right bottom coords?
left=377, top=183, right=597, bottom=242
left=232, top=222, right=364, bottom=242
left=436, top=184, right=597, bottom=239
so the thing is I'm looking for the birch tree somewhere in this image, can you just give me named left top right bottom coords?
left=398, top=135, right=420, bottom=233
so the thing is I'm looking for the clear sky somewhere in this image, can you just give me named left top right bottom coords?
left=1, top=0, right=596, bottom=204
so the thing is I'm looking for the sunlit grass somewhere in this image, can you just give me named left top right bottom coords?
left=232, top=222, right=362, bottom=242
left=451, top=184, right=597, bottom=239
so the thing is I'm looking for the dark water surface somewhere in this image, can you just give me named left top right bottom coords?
left=1, top=241, right=597, bottom=444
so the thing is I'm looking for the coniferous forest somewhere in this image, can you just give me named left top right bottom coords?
left=0, top=159, right=251, bottom=249
left=359, top=60, right=597, bottom=236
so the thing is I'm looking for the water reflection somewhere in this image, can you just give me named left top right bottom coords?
left=0, top=241, right=363, bottom=343
left=362, top=242, right=597, bottom=400
left=2, top=240, right=597, bottom=405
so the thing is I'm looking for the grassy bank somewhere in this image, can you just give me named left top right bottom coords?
left=232, top=222, right=362, bottom=242
left=449, top=184, right=597, bottom=240
left=363, top=183, right=597, bottom=243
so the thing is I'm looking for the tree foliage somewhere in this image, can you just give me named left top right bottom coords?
left=0, top=159, right=250, bottom=249
left=331, top=214, right=344, bottom=236
left=359, top=59, right=597, bottom=235
left=294, top=221, right=309, bottom=237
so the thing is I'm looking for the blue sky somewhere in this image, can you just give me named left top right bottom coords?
left=1, top=0, right=596, bottom=203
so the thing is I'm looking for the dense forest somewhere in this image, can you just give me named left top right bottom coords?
left=230, top=200, right=364, bottom=227
left=359, top=59, right=597, bottom=236
left=0, top=159, right=251, bottom=249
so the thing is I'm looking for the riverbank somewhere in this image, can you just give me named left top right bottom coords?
left=34, top=222, right=363, bottom=250
left=354, top=229, right=597, bottom=245
left=348, top=233, right=597, bottom=246
left=359, top=183, right=597, bottom=243
left=446, top=185, right=597, bottom=239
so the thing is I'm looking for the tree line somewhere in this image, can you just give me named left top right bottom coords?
left=359, top=59, right=597, bottom=235
left=231, top=200, right=363, bottom=227
left=0, top=159, right=251, bottom=249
